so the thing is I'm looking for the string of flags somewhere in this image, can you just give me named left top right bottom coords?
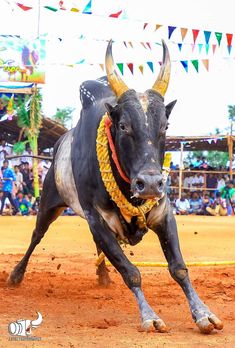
left=13, top=1, right=234, bottom=55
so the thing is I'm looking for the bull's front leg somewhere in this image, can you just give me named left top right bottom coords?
left=85, top=208, right=167, bottom=332
left=150, top=210, right=223, bottom=334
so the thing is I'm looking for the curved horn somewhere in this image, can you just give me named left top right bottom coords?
left=31, top=312, right=43, bottom=327
left=152, top=40, right=171, bottom=97
left=105, top=40, right=129, bottom=98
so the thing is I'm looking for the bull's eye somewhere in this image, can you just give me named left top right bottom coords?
left=119, top=122, right=126, bottom=131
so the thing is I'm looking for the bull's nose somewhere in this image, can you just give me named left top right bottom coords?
left=132, top=173, right=164, bottom=198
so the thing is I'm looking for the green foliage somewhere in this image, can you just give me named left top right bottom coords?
left=12, top=141, right=27, bottom=155
left=52, top=107, right=74, bottom=128
left=186, top=150, right=228, bottom=168
left=16, top=95, right=30, bottom=129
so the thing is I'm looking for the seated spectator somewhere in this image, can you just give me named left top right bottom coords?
left=206, top=173, right=217, bottom=197
left=189, top=191, right=202, bottom=214
left=200, top=157, right=208, bottom=170
left=175, top=193, right=190, bottom=215
left=14, top=191, right=31, bottom=216
left=206, top=192, right=227, bottom=216
left=192, top=172, right=204, bottom=190
left=199, top=192, right=213, bottom=215
left=14, top=165, right=23, bottom=192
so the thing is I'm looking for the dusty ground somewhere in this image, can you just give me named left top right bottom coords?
left=0, top=215, right=234, bottom=348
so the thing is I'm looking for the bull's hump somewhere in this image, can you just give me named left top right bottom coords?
left=80, top=76, right=114, bottom=109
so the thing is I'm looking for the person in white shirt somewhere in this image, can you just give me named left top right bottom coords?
left=216, top=174, right=225, bottom=191
left=175, top=193, right=190, bottom=215
left=226, top=156, right=235, bottom=170
left=192, top=173, right=204, bottom=189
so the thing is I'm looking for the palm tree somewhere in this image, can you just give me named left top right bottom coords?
left=17, top=87, right=42, bottom=197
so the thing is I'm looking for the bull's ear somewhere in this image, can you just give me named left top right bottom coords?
left=105, top=103, right=114, bottom=114
left=166, top=100, right=177, bottom=119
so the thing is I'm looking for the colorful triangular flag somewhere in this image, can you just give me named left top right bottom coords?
left=139, top=64, right=144, bottom=74
left=178, top=43, right=182, bottom=51
left=205, top=44, right=210, bottom=54
left=17, top=3, right=32, bottom=10
left=155, top=24, right=162, bottom=31
left=44, top=5, right=58, bottom=11
left=168, top=26, right=177, bottom=39
left=127, top=63, right=134, bottom=74
left=191, top=59, right=199, bottom=72
left=212, top=44, right=217, bottom=54
left=226, top=33, right=233, bottom=46
left=109, top=10, right=122, bottom=18
left=147, top=62, right=154, bottom=73
left=180, top=28, right=188, bottom=41
left=198, top=43, right=203, bottom=54
left=215, top=32, right=222, bottom=46
left=180, top=60, right=188, bottom=73
left=117, top=63, right=124, bottom=75
left=192, top=29, right=200, bottom=44
left=202, top=59, right=209, bottom=71
left=204, top=31, right=211, bottom=44
left=83, top=0, right=92, bottom=14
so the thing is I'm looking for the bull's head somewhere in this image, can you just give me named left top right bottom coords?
left=105, top=40, right=176, bottom=199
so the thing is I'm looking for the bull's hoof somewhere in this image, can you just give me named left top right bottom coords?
left=7, top=269, right=25, bottom=287
left=196, top=314, right=223, bottom=334
left=142, top=318, right=168, bottom=333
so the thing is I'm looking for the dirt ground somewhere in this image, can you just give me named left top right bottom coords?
left=0, top=215, right=234, bottom=348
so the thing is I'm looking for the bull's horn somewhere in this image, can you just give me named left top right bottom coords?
left=31, top=312, right=43, bottom=327
left=105, top=40, right=129, bottom=98
left=152, top=40, right=171, bottom=97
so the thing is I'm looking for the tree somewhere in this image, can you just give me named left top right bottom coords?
left=228, top=105, right=235, bottom=135
left=16, top=88, right=42, bottom=197
left=52, top=107, right=74, bottom=128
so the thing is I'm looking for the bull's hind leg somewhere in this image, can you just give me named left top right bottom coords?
left=7, top=172, right=66, bottom=286
left=96, top=246, right=112, bottom=287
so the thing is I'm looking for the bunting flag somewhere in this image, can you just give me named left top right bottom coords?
left=180, top=28, right=188, bottom=41
left=155, top=24, right=162, bottom=31
left=205, top=44, right=210, bottom=54
left=82, top=0, right=92, bottom=14
left=191, top=59, right=199, bottom=72
left=204, top=31, right=211, bottom=44
left=227, top=46, right=232, bottom=54
left=202, top=59, right=209, bottom=71
left=146, top=42, right=151, bottom=50
left=117, top=63, right=124, bottom=75
left=71, top=7, right=79, bottom=12
left=143, top=23, right=148, bottom=30
left=215, top=32, right=222, bottom=46
left=192, top=29, right=200, bottom=44
left=198, top=43, right=203, bottom=54
left=178, top=43, right=182, bottom=51
left=191, top=43, right=195, bottom=52
left=147, top=61, right=154, bottom=72
left=109, top=10, right=122, bottom=18
left=212, top=44, right=217, bottom=54
left=99, top=63, right=104, bottom=71
left=226, top=33, right=233, bottom=46
left=127, top=63, right=133, bottom=74
left=44, top=5, right=57, bottom=11
left=180, top=60, right=188, bottom=73
left=16, top=2, right=32, bottom=11
left=138, top=64, right=144, bottom=74
left=168, top=26, right=177, bottom=39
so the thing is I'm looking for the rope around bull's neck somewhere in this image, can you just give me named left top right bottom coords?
left=96, top=113, right=160, bottom=230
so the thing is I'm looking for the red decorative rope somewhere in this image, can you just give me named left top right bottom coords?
left=104, top=116, right=131, bottom=184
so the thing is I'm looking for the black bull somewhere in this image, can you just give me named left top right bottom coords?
left=8, top=41, right=223, bottom=334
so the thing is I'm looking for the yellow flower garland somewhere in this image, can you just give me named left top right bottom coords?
left=96, top=113, right=159, bottom=230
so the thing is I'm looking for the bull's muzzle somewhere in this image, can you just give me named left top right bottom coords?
left=131, top=171, right=164, bottom=199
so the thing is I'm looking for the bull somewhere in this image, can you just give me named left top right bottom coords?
left=8, top=40, right=223, bottom=334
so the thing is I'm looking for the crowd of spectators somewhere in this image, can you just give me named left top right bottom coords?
left=0, top=140, right=51, bottom=216
left=168, top=155, right=235, bottom=216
